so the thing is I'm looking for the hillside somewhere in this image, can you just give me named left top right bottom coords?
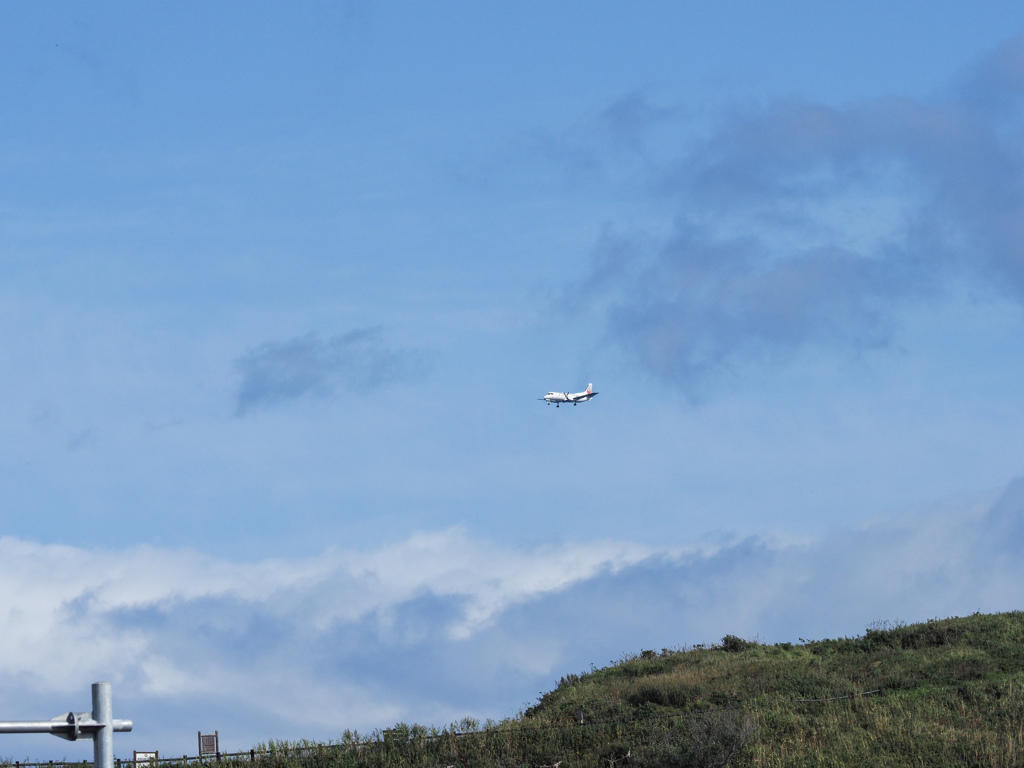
left=262, top=611, right=1024, bottom=767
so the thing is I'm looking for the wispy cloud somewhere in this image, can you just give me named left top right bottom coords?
left=2, top=479, right=1023, bottom=754
left=0, top=530, right=652, bottom=751
left=563, top=33, right=1024, bottom=397
left=233, top=327, right=426, bottom=415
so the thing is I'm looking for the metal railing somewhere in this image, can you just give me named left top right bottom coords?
left=0, top=683, right=132, bottom=768
left=6, top=748, right=334, bottom=768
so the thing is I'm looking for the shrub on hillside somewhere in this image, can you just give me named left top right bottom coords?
left=720, top=635, right=750, bottom=653
left=634, top=711, right=754, bottom=768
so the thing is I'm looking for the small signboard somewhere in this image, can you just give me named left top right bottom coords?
left=199, top=731, right=219, bottom=757
left=134, top=751, right=158, bottom=767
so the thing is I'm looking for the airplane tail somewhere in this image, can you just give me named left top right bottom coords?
left=586, top=383, right=593, bottom=394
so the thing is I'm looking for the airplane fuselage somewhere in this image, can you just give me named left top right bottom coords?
left=542, top=384, right=598, bottom=407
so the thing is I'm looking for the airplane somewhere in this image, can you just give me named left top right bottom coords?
left=540, top=383, right=598, bottom=407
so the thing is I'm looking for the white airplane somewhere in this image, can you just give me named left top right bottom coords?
left=540, top=383, right=598, bottom=407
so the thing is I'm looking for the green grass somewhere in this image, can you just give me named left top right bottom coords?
left=231, top=611, right=1024, bottom=767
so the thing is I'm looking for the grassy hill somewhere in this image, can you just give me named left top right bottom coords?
left=258, top=611, right=1024, bottom=767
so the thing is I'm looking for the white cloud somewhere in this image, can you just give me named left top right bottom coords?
left=0, top=530, right=653, bottom=702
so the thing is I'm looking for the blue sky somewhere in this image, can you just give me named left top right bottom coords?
left=4, top=0, right=1024, bottom=759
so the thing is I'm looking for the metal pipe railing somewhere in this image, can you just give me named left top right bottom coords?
left=0, top=683, right=132, bottom=768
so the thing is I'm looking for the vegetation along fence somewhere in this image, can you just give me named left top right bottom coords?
left=0, top=687, right=882, bottom=768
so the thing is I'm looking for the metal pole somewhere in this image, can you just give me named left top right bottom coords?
left=92, top=683, right=114, bottom=768
left=0, top=683, right=131, bottom=768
